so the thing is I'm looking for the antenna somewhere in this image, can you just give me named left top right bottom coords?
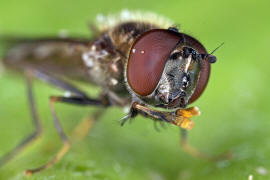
left=205, top=42, right=224, bottom=64
left=210, top=42, right=224, bottom=55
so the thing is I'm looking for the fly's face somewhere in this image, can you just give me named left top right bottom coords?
left=155, top=46, right=202, bottom=108
left=125, top=28, right=217, bottom=109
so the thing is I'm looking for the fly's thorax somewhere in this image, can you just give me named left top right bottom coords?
left=81, top=22, right=163, bottom=100
left=108, top=21, right=159, bottom=57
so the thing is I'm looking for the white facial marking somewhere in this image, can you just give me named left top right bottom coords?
left=158, top=73, right=171, bottom=102
left=184, top=55, right=192, bottom=73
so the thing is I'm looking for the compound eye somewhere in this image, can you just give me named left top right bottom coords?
left=126, top=29, right=182, bottom=96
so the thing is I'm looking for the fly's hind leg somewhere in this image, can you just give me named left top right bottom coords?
left=180, top=129, right=231, bottom=161
left=0, top=71, right=42, bottom=167
left=24, top=95, right=109, bottom=176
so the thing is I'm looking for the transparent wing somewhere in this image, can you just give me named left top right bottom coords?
left=1, top=37, right=92, bottom=81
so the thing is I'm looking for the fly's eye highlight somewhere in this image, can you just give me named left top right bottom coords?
left=126, top=29, right=183, bottom=96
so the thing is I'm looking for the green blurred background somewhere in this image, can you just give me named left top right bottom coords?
left=0, top=0, right=270, bottom=179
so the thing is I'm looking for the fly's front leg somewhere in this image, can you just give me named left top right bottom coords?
left=24, top=95, right=109, bottom=176
left=0, top=71, right=42, bottom=167
left=122, top=102, right=200, bottom=130
left=123, top=102, right=231, bottom=161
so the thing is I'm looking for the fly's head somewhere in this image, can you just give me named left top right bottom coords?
left=125, top=28, right=217, bottom=109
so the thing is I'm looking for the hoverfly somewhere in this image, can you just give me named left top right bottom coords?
left=0, top=10, right=225, bottom=175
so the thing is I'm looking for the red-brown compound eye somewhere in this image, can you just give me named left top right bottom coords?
left=126, top=29, right=182, bottom=96
left=182, top=34, right=210, bottom=104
